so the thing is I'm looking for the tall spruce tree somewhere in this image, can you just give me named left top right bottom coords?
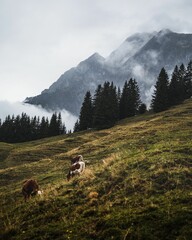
left=119, top=79, right=141, bottom=118
left=119, top=81, right=128, bottom=119
left=73, top=120, right=80, bottom=132
left=139, top=103, right=147, bottom=114
left=151, top=68, right=169, bottom=113
left=184, top=60, right=192, bottom=99
left=79, top=91, right=93, bottom=131
left=177, top=63, right=186, bottom=103
left=49, top=113, right=58, bottom=136
left=127, top=78, right=141, bottom=116
left=57, top=112, right=63, bottom=134
left=62, top=123, right=67, bottom=134
left=39, top=116, right=49, bottom=138
left=168, top=65, right=181, bottom=106
left=93, top=82, right=118, bottom=129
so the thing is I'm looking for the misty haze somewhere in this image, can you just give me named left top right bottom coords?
left=0, top=101, right=77, bottom=131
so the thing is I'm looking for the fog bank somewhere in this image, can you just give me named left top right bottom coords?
left=0, top=101, right=78, bottom=131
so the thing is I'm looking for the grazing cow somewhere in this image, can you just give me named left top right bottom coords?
left=67, top=161, right=85, bottom=181
left=22, top=179, right=39, bottom=202
left=71, top=155, right=83, bottom=164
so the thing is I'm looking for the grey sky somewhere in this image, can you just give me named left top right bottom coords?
left=1, top=0, right=192, bottom=102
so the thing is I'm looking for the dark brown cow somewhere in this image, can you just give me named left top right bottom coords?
left=71, top=155, right=83, bottom=164
left=22, top=179, right=39, bottom=202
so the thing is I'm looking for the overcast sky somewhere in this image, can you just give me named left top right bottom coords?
left=0, top=0, right=192, bottom=103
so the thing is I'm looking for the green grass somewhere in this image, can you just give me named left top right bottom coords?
left=0, top=100, right=192, bottom=239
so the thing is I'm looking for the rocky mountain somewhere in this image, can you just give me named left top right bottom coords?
left=25, top=29, right=192, bottom=115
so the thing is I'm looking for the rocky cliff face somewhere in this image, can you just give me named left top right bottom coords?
left=25, top=29, right=192, bottom=115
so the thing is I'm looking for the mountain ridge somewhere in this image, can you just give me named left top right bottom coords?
left=25, top=29, right=192, bottom=115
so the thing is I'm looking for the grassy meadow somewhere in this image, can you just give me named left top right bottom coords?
left=0, top=100, right=192, bottom=240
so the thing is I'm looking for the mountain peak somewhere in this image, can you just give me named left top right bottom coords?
left=88, top=52, right=105, bottom=62
left=159, top=28, right=172, bottom=34
left=156, top=29, right=173, bottom=38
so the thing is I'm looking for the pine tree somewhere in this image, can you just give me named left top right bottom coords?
left=49, top=113, right=58, bottom=136
left=119, top=79, right=141, bottom=118
left=57, top=112, right=63, bottom=134
left=184, top=60, right=192, bottom=99
left=119, top=81, right=128, bottom=119
left=93, top=82, right=118, bottom=129
left=177, top=63, right=186, bottom=102
left=139, top=103, right=147, bottom=114
left=92, top=84, right=102, bottom=114
left=151, top=68, right=169, bottom=113
left=31, top=116, right=39, bottom=140
left=39, top=116, right=49, bottom=138
left=20, top=113, right=31, bottom=141
left=79, top=91, right=93, bottom=131
left=168, top=65, right=181, bottom=106
left=109, top=82, right=119, bottom=122
left=127, top=78, right=141, bottom=116
left=62, top=123, right=67, bottom=134
left=73, top=120, right=80, bottom=132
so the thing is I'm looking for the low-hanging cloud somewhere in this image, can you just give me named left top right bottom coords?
left=0, top=101, right=77, bottom=131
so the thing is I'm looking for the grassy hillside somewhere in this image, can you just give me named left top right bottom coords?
left=0, top=100, right=192, bottom=240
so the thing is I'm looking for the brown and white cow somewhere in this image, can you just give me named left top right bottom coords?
left=67, top=161, right=85, bottom=181
left=71, top=155, right=83, bottom=164
left=22, top=179, right=39, bottom=202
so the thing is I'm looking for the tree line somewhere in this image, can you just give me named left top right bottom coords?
left=151, top=61, right=192, bottom=112
left=74, top=79, right=145, bottom=131
left=74, top=60, right=192, bottom=131
left=0, top=112, right=67, bottom=143
left=0, top=61, right=191, bottom=142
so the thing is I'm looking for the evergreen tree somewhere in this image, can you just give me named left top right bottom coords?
left=184, top=60, right=192, bottom=99
left=49, top=113, right=58, bottom=136
left=168, top=65, right=181, bottom=106
left=127, top=78, right=141, bottom=116
left=177, top=63, right=186, bottom=102
left=119, top=79, right=141, bottom=118
left=109, top=82, right=119, bottom=122
left=31, top=116, right=39, bottom=140
left=62, top=123, right=67, bottom=134
left=92, top=84, right=102, bottom=114
left=20, top=113, right=31, bottom=141
left=1, top=115, right=13, bottom=142
left=79, top=91, right=93, bottom=131
left=139, top=103, right=147, bottom=114
left=57, top=112, right=63, bottom=134
left=39, top=116, right=49, bottom=138
left=73, top=120, right=80, bottom=132
left=119, top=81, right=128, bottom=119
left=14, top=115, right=21, bottom=142
left=151, top=68, right=169, bottom=113
left=93, top=82, right=119, bottom=129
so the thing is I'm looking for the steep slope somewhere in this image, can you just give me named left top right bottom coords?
left=25, top=30, right=192, bottom=115
left=105, top=31, right=156, bottom=67
left=25, top=53, right=113, bottom=115
left=0, top=99, right=192, bottom=239
left=124, top=29, right=192, bottom=81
